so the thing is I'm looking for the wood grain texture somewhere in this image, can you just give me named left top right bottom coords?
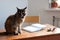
left=18, top=34, right=60, bottom=40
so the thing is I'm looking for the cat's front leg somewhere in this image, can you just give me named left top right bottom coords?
left=18, top=26, right=21, bottom=34
left=14, top=27, right=18, bottom=35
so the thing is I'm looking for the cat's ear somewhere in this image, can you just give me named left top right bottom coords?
left=24, top=7, right=27, bottom=10
left=16, top=7, right=20, bottom=11
left=16, top=7, right=19, bottom=10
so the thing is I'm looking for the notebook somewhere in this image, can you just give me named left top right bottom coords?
left=22, top=23, right=46, bottom=32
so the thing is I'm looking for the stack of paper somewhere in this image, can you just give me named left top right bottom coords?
left=22, top=23, right=46, bottom=32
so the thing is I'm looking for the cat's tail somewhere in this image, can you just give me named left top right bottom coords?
left=0, top=32, right=8, bottom=36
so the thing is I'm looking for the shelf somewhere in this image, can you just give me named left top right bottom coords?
left=45, top=8, right=60, bottom=11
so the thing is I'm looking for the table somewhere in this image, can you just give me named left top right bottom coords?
left=0, top=24, right=60, bottom=40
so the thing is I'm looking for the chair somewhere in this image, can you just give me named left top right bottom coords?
left=24, top=16, right=40, bottom=23
left=53, top=16, right=60, bottom=27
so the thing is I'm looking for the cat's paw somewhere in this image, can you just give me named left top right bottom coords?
left=14, top=33, right=18, bottom=35
left=13, top=32, right=18, bottom=35
left=18, top=31, right=21, bottom=34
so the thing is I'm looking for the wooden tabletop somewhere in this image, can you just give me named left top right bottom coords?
left=0, top=24, right=60, bottom=40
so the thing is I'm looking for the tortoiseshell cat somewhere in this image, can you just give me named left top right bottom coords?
left=5, top=7, right=27, bottom=35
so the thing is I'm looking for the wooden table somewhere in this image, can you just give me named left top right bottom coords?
left=0, top=24, right=60, bottom=40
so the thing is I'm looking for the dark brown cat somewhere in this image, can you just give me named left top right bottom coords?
left=5, top=7, right=27, bottom=35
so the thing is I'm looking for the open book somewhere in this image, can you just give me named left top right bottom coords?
left=22, top=23, right=46, bottom=32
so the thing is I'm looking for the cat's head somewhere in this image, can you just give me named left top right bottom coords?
left=16, top=7, right=27, bottom=18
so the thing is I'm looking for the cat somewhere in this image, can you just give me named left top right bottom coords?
left=5, top=7, right=27, bottom=35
